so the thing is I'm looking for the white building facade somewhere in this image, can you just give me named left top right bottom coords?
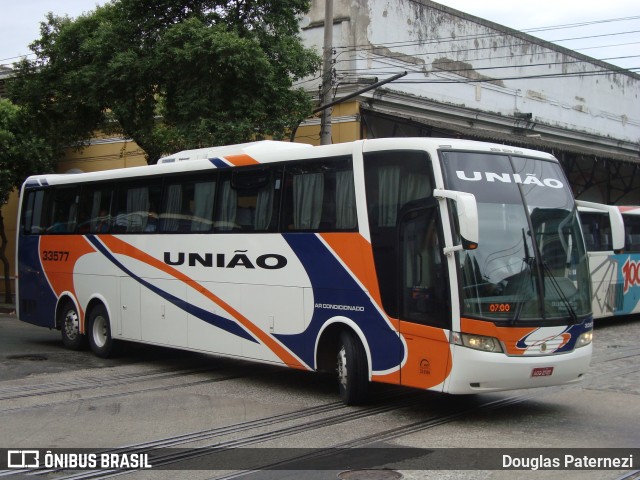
left=299, top=0, right=640, bottom=203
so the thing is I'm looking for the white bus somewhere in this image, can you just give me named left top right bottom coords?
left=577, top=202, right=640, bottom=319
left=16, top=138, right=593, bottom=405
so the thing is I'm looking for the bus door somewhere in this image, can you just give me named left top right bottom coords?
left=398, top=200, right=452, bottom=390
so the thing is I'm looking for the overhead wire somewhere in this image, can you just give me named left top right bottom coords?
left=2, top=12, right=638, bottom=87
left=325, top=13, right=640, bottom=82
left=329, top=15, right=640, bottom=54
left=332, top=38, right=640, bottom=71
left=521, top=15, right=640, bottom=33
left=2, top=13, right=638, bottom=66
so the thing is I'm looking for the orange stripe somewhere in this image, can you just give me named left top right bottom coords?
left=319, top=233, right=384, bottom=311
left=98, top=235, right=307, bottom=369
left=399, top=322, right=452, bottom=390
left=225, top=154, right=260, bottom=166
left=40, top=235, right=96, bottom=330
left=618, top=206, right=640, bottom=213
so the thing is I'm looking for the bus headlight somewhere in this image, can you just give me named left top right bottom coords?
left=576, top=331, right=593, bottom=348
left=451, top=332, right=504, bottom=353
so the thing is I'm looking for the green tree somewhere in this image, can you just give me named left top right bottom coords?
left=9, top=0, right=320, bottom=163
left=0, top=99, right=56, bottom=303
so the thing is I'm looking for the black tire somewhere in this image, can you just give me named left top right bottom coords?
left=87, top=304, right=114, bottom=358
left=60, top=300, right=87, bottom=350
left=337, top=331, right=369, bottom=405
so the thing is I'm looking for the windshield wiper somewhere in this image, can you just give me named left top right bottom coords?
left=510, top=228, right=536, bottom=325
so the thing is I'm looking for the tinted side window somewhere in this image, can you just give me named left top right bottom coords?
left=21, top=189, right=53, bottom=235
left=400, top=205, right=450, bottom=328
left=161, top=174, right=217, bottom=233
left=282, top=156, right=357, bottom=232
left=215, top=167, right=281, bottom=233
left=113, top=179, right=163, bottom=233
left=364, top=151, right=433, bottom=229
left=77, top=184, right=113, bottom=234
left=48, top=187, right=80, bottom=234
left=579, top=212, right=612, bottom=252
left=624, top=214, right=640, bottom=252
left=364, top=150, right=433, bottom=317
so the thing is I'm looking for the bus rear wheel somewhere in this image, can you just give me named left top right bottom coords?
left=60, top=301, right=86, bottom=350
left=88, top=304, right=114, bottom=358
left=337, top=331, right=368, bottom=405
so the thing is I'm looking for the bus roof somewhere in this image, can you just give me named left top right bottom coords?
left=22, top=137, right=558, bottom=188
left=156, top=140, right=312, bottom=164
left=618, top=206, right=640, bottom=215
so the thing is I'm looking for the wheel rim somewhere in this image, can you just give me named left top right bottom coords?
left=93, top=315, right=108, bottom=348
left=63, top=310, right=79, bottom=341
left=337, top=345, right=347, bottom=390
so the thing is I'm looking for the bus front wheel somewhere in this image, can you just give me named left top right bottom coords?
left=88, top=305, right=114, bottom=358
left=60, top=301, right=86, bottom=350
left=337, top=331, right=368, bottom=405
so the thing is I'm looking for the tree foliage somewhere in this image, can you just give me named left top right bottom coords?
left=0, top=98, right=56, bottom=302
left=9, top=0, right=320, bottom=163
left=0, top=99, right=55, bottom=204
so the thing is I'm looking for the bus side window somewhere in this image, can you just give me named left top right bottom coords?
left=77, top=184, right=113, bottom=233
left=579, top=212, right=613, bottom=252
left=363, top=150, right=433, bottom=318
left=48, top=187, right=79, bottom=234
left=22, top=189, right=51, bottom=235
left=400, top=206, right=449, bottom=328
left=214, top=167, right=281, bottom=233
left=624, top=214, right=640, bottom=252
left=113, top=180, right=163, bottom=233
left=282, top=157, right=356, bottom=232
left=160, top=175, right=217, bottom=233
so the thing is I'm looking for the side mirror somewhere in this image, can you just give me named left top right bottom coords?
left=433, top=189, right=479, bottom=252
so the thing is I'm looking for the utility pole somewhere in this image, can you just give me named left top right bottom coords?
left=319, top=0, right=333, bottom=145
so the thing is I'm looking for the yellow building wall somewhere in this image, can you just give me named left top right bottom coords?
left=60, top=138, right=148, bottom=172
left=1, top=190, right=19, bottom=303
left=294, top=101, right=361, bottom=145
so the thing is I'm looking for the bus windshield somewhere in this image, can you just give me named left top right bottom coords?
left=441, top=151, right=591, bottom=323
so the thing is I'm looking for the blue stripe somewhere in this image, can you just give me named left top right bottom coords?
left=86, top=236, right=257, bottom=343
left=209, top=158, right=229, bottom=168
left=276, top=234, right=404, bottom=372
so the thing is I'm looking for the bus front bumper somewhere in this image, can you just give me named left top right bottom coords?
left=444, top=343, right=592, bottom=394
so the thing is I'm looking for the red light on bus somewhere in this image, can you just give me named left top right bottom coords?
left=488, top=303, right=511, bottom=313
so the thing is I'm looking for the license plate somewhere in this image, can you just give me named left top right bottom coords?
left=531, top=367, right=554, bottom=377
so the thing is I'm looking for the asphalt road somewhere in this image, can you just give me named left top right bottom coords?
left=1, top=311, right=639, bottom=480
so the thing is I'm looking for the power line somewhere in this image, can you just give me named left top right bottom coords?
left=331, top=29, right=640, bottom=63
left=549, top=30, right=640, bottom=44
left=392, top=68, right=640, bottom=84
left=2, top=13, right=637, bottom=66
left=0, top=53, right=34, bottom=64
left=328, top=14, right=639, bottom=70
left=576, top=40, right=640, bottom=51
left=331, top=35, right=639, bottom=76
left=340, top=55, right=640, bottom=78
left=520, top=15, right=640, bottom=33
left=331, top=16, right=640, bottom=52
